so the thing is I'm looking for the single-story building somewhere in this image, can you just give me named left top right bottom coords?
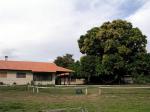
left=0, top=60, right=73, bottom=85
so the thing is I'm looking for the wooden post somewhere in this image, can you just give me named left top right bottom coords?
left=64, top=77, right=65, bottom=85
left=32, top=87, right=35, bottom=93
left=99, top=88, right=102, bottom=95
left=27, top=85, right=29, bottom=91
left=36, top=87, right=39, bottom=93
left=85, top=88, right=88, bottom=95
left=81, top=108, right=84, bottom=112
left=68, top=73, right=71, bottom=85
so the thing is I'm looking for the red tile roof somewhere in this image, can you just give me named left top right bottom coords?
left=0, top=60, right=73, bottom=73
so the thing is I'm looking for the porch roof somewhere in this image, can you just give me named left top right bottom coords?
left=0, top=60, right=73, bottom=73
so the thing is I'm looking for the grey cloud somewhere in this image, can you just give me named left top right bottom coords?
left=0, top=0, right=149, bottom=62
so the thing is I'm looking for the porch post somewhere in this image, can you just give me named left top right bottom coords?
left=52, top=73, right=56, bottom=85
left=68, top=73, right=71, bottom=85
left=64, top=76, right=65, bottom=85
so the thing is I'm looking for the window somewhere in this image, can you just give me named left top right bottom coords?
left=0, top=72, right=7, bottom=78
left=33, top=73, right=52, bottom=81
left=16, top=72, right=26, bottom=78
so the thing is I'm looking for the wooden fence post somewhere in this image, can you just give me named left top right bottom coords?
left=27, top=85, right=29, bottom=91
left=85, top=88, right=88, bottom=95
left=99, top=88, right=102, bottom=95
left=32, top=87, right=35, bottom=93
left=36, top=87, right=39, bottom=93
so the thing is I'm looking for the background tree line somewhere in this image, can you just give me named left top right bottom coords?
left=54, top=19, right=150, bottom=84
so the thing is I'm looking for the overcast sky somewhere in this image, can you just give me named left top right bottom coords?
left=0, top=0, right=149, bottom=62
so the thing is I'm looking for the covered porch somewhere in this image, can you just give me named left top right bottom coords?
left=55, top=72, right=71, bottom=85
left=55, top=67, right=73, bottom=85
left=33, top=71, right=72, bottom=85
left=33, top=72, right=56, bottom=85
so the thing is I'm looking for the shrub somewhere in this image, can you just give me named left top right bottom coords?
left=133, top=74, right=150, bottom=84
left=31, top=80, right=35, bottom=85
left=13, top=82, right=17, bottom=85
left=0, top=82, right=4, bottom=85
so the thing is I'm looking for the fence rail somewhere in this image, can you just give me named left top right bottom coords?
left=98, top=86, right=150, bottom=95
left=27, top=85, right=88, bottom=95
left=0, top=85, right=10, bottom=87
left=42, top=107, right=88, bottom=112
left=27, top=85, right=150, bottom=95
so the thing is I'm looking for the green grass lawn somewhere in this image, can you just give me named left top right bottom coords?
left=0, top=85, right=150, bottom=112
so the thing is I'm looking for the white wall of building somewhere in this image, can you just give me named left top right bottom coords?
left=0, top=71, right=57, bottom=85
left=0, top=71, right=33, bottom=85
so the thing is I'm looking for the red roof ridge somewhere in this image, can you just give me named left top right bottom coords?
left=0, top=60, right=55, bottom=65
left=0, top=60, right=73, bottom=73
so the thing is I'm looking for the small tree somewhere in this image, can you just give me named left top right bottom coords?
left=54, top=54, right=81, bottom=79
left=54, top=54, right=74, bottom=68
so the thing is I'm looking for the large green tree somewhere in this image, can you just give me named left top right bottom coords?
left=78, top=19, right=147, bottom=83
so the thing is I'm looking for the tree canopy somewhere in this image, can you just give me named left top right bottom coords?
left=78, top=20, right=147, bottom=56
left=78, top=19, right=148, bottom=83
